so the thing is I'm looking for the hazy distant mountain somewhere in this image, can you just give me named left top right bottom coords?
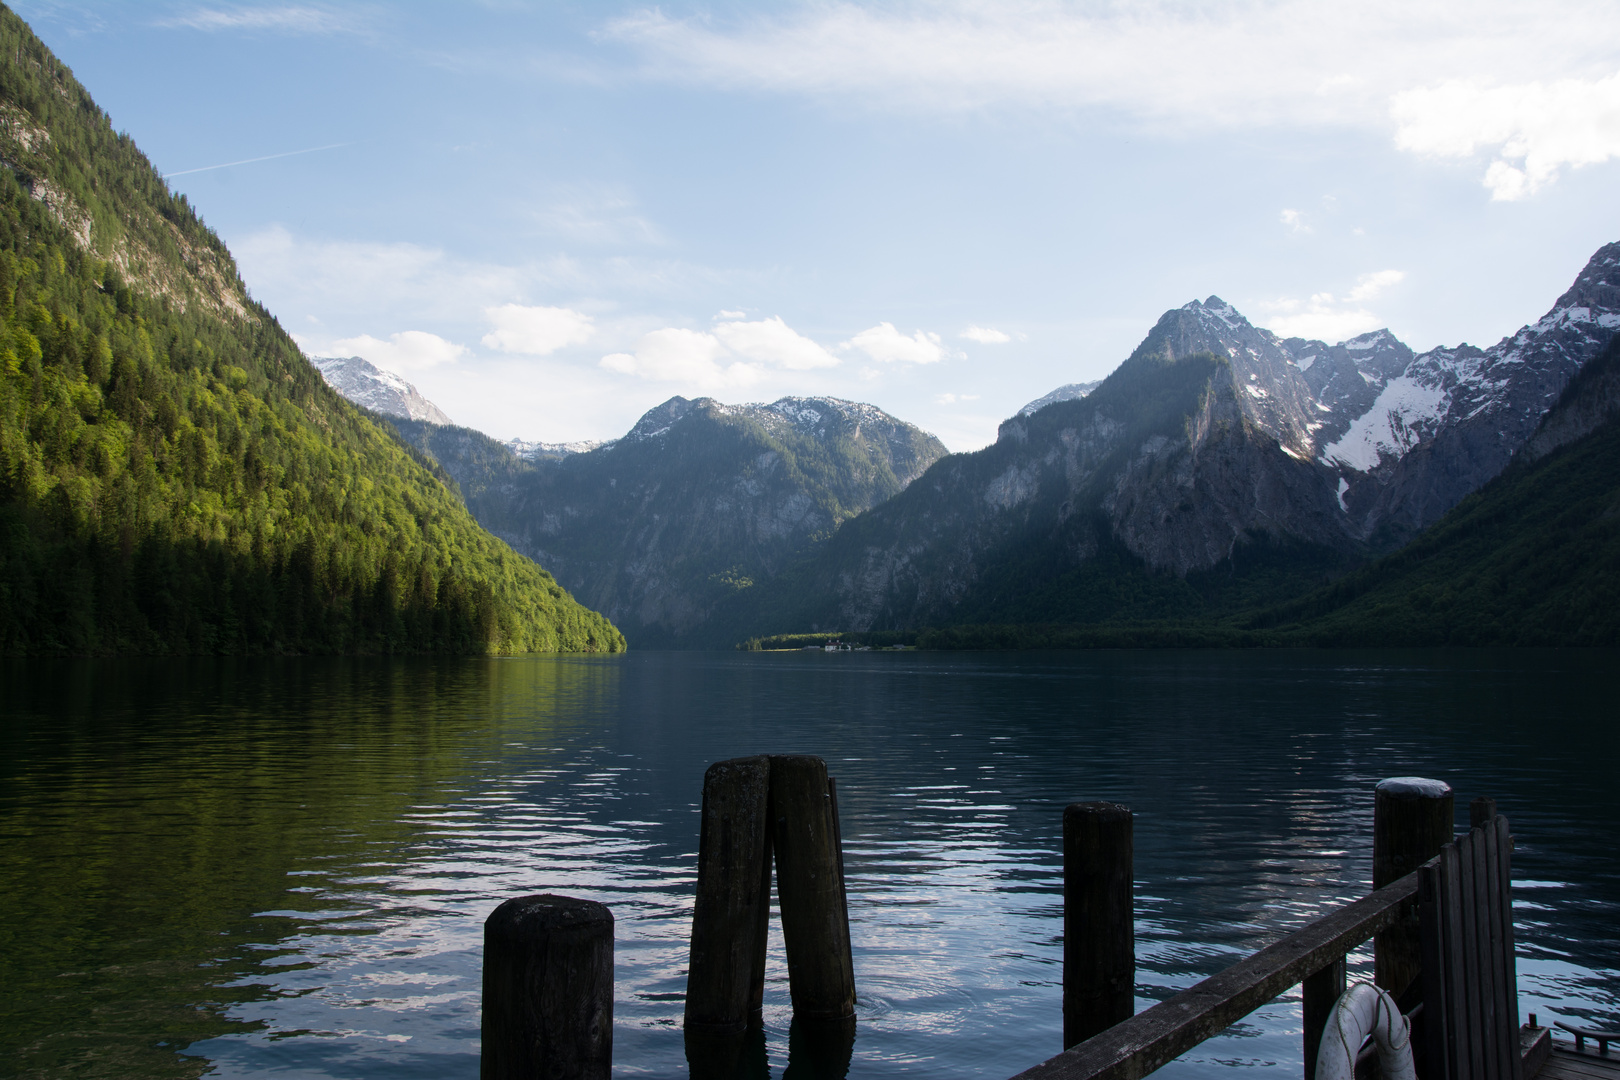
left=719, top=243, right=1620, bottom=638
left=391, top=395, right=948, bottom=645
left=312, top=355, right=452, bottom=425
left=505, top=436, right=614, bottom=461
left=1018, top=381, right=1101, bottom=416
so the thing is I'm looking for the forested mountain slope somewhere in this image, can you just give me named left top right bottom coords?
left=0, top=8, right=622, bottom=654
left=391, top=395, right=948, bottom=645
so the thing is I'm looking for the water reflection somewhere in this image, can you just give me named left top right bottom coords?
left=0, top=650, right=1616, bottom=1079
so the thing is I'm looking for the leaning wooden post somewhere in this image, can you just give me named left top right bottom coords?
left=1063, top=801, right=1134, bottom=1049
left=482, top=894, right=613, bottom=1080
left=685, top=756, right=774, bottom=1034
left=770, top=754, right=857, bottom=1021
left=1373, top=777, right=1453, bottom=998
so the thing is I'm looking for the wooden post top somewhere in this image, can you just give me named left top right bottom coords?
left=487, top=894, right=613, bottom=935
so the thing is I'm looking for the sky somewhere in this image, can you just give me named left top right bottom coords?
left=16, top=1, right=1620, bottom=451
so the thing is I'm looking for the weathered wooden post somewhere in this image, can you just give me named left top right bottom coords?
left=685, top=756, right=774, bottom=1033
left=1373, top=776, right=1453, bottom=998
left=1063, top=801, right=1134, bottom=1048
left=770, top=754, right=857, bottom=1021
left=482, top=894, right=613, bottom=1080
left=1301, top=958, right=1346, bottom=1080
left=1470, top=796, right=1496, bottom=831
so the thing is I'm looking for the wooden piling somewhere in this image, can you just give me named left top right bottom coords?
left=770, top=754, right=857, bottom=1021
left=1063, top=801, right=1134, bottom=1049
left=1471, top=796, right=1497, bottom=831
left=1301, top=957, right=1346, bottom=1080
left=685, top=756, right=774, bottom=1033
left=481, top=894, right=613, bottom=1080
left=1373, top=776, right=1453, bottom=998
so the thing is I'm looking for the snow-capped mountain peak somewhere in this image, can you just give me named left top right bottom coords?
left=311, top=355, right=452, bottom=425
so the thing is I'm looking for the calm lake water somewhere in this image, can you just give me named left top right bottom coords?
left=2, top=650, right=1617, bottom=1080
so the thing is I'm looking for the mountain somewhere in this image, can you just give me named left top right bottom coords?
left=312, top=355, right=452, bottom=425
left=1257, top=332, right=1620, bottom=645
left=505, top=436, right=612, bottom=461
left=721, top=246, right=1620, bottom=639
left=390, top=395, right=948, bottom=646
left=0, top=9, right=622, bottom=655
left=1018, top=380, right=1100, bottom=416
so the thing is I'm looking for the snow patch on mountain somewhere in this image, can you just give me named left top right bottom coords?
left=1019, top=381, right=1101, bottom=416
left=312, top=355, right=452, bottom=425
left=1323, top=374, right=1450, bottom=472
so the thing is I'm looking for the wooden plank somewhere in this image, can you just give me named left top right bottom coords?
left=1007, top=874, right=1419, bottom=1080
left=1442, top=843, right=1475, bottom=1080
left=1500, top=817, right=1525, bottom=1080
left=1420, top=863, right=1453, bottom=1080
left=1540, top=1051, right=1620, bottom=1080
left=1483, top=823, right=1510, bottom=1080
left=1459, top=833, right=1493, bottom=1080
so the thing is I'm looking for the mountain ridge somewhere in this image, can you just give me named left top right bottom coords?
left=390, top=393, right=949, bottom=646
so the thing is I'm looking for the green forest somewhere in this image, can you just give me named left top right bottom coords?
left=0, top=9, right=623, bottom=655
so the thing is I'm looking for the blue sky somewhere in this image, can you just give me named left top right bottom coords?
left=19, top=1, right=1620, bottom=449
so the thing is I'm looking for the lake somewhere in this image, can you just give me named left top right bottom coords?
left=2, top=649, right=1616, bottom=1079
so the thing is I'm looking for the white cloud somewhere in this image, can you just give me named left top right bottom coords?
left=1260, top=269, right=1406, bottom=341
left=605, top=1, right=1620, bottom=133
left=844, top=322, right=947, bottom=364
left=600, top=328, right=760, bottom=388
left=936, top=392, right=980, bottom=404
left=330, top=330, right=467, bottom=372
left=716, top=309, right=747, bottom=320
left=1280, top=209, right=1311, bottom=235
left=960, top=326, right=1010, bottom=344
left=1258, top=291, right=1377, bottom=342
left=163, top=6, right=359, bottom=33
left=1392, top=73, right=1620, bottom=199
left=713, top=315, right=839, bottom=369
left=1346, top=269, right=1406, bottom=302
left=482, top=304, right=595, bottom=355
left=599, top=314, right=840, bottom=388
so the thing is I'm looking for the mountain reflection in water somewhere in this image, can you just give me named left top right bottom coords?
left=1, top=650, right=1615, bottom=1079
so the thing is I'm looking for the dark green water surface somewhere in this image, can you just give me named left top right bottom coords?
left=1, top=650, right=1615, bottom=1079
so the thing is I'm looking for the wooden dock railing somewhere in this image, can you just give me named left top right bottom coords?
left=1010, top=871, right=1421, bottom=1080
left=1016, top=780, right=1531, bottom=1080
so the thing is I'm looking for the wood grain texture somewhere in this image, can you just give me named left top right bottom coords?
left=685, top=756, right=773, bottom=1033
left=1063, top=802, right=1134, bottom=1050
left=770, top=755, right=856, bottom=1021
left=481, top=894, right=613, bottom=1080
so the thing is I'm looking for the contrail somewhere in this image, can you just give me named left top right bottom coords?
left=164, top=142, right=348, bottom=178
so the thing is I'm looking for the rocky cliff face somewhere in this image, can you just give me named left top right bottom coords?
left=392, top=395, right=948, bottom=645
left=312, top=355, right=452, bottom=425
left=736, top=243, right=1620, bottom=635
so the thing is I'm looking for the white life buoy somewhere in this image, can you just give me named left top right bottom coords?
left=1314, top=982, right=1417, bottom=1080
